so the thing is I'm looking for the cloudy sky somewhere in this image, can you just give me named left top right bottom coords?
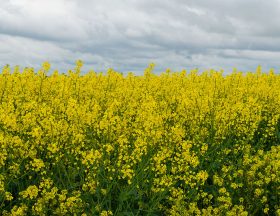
left=1, top=0, right=280, bottom=74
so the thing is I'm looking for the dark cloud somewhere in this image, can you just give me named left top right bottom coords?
left=0, top=0, right=280, bottom=74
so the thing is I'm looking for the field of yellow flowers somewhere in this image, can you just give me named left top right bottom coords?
left=0, top=61, right=279, bottom=215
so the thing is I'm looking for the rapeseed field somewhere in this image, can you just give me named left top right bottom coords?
left=0, top=61, right=279, bottom=215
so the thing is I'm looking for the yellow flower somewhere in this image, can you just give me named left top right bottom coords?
left=100, top=210, right=113, bottom=216
left=31, top=158, right=45, bottom=172
left=19, top=185, right=39, bottom=199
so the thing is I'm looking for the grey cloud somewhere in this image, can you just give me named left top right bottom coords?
left=0, top=0, right=280, bottom=74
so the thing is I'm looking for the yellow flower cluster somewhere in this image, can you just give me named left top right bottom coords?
left=0, top=62, right=279, bottom=215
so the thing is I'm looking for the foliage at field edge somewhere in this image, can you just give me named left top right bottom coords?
left=0, top=61, right=279, bottom=215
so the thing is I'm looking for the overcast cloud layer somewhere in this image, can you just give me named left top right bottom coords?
left=1, top=0, right=280, bottom=74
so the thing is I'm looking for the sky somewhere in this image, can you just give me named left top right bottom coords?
left=1, top=0, right=280, bottom=74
